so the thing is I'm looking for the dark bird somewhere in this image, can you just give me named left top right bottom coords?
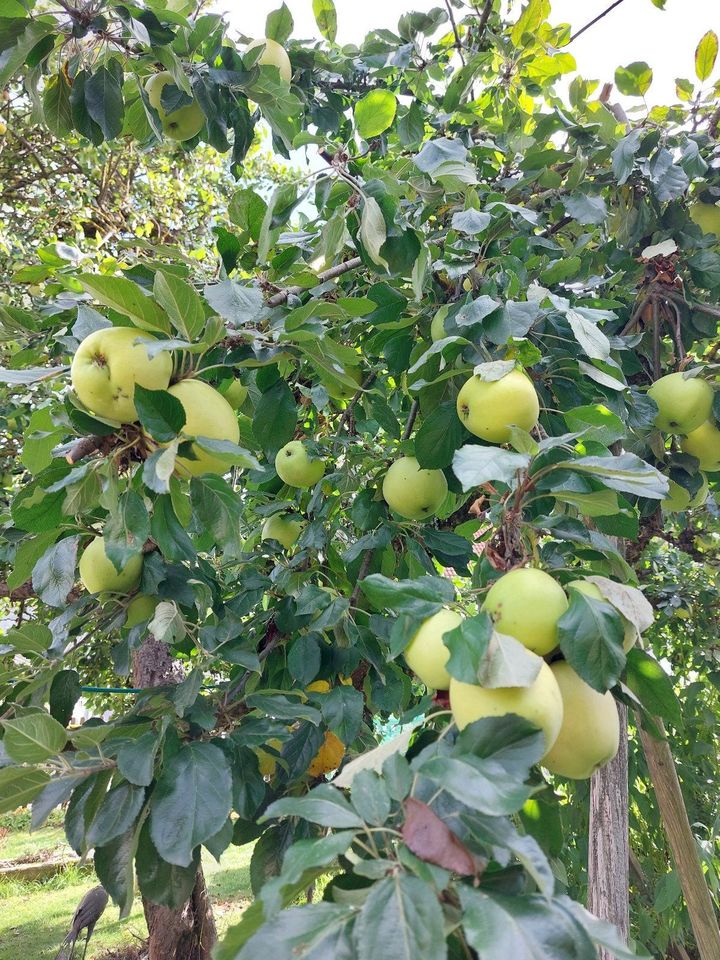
left=55, top=885, right=109, bottom=960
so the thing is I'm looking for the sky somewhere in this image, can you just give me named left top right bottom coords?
left=222, top=0, right=717, bottom=107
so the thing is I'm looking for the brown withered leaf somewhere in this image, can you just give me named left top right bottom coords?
left=401, top=797, right=484, bottom=877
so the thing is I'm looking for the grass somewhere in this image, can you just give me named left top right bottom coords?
left=0, top=815, right=254, bottom=959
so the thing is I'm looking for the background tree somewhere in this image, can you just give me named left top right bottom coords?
left=0, top=1, right=719, bottom=959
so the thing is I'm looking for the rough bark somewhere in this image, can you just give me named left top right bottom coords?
left=639, top=720, right=720, bottom=960
left=132, top=635, right=217, bottom=960
left=588, top=700, right=629, bottom=958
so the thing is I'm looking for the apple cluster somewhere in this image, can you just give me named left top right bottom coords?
left=403, top=568, right=639, bottom=780
left=70, top=326, right=240, bottom=601
left=649, top=372, right=719, bottom=513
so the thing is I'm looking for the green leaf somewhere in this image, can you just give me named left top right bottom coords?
left=134, top=385, right=186, bottom=442
left=558, top=589, right=625, bottom=692
left=360, top=196, right=388, bottom=269
left=318, top=685, right=364, bottom=744
left=360, top=574, right=455, bottom=616
left=611, top=129, right=642, bottom=185
left=460, top=889, right=596, bottom=958
left=137, top=822, right=201, bottom=909
left=266, top=3, right=293, bottom=43
left=354, top=89, right=397, bottom=139
left=312, top=0, right=337, bottom=42
left=560, top=898, right=652, bottom=959
left=153, top=270, right=206, bottom=341
left=95, top=827, right=137, bottom=919
left=42, top=72, right=73, bottom=137
left=230, top=903, right=355, bottom=960
left=87, top=781, right=145, bottom=847
left=78, top=275, right=170, bottom=333
left=117, top=731, right=160, bottom=787
left=2, top=622, right=52, bottom=656
left=149, top=742, right=232, bottom=866
left=351, top=769, right=391, bottom=826
left=151, top=495, right=196, bottom=562
left=143, top=442, right=178, bottom=494
left=614, top=61, right=653, bottom=97
left=625, top=648, right=682, bottom=728
left=264, top=783, right=363, bottom=828
left=415, top=402, right=466, bottom=469
left=444, top=615, right=542, bottom=689
left=354, top=875, right=446, bottom=960
left=0, top=767, right=50, bottom=814
left=21, top=406, right=65, bottom=475
left=452, top=446, right=530, bottom=491
left=32, top=535, right=80, bottom=608
left=104, top=491, right=150, bottom=570
left=2, top=712, right=67, bottom=763
left=190, top=476, right=243, bottom=552
left=49, top=670, right=81, bottom=728
left=554, top=453, right=669, bottom=500
left=695, top=30, right=718, bottom=81
left=511, top=0, right=550, bottom=47
left=252, top=380, right=297, bottom=451
left=84, top=62, right=125, bottom=140
left=566, top=309, right=610, bottom=361
left=563, top=194, right=607, bottom=226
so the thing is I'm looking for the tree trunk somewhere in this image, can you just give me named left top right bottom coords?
left=132, top=635, right=218, bottom=960
left=588, top=700, right=629, bottom=958
left=638, top=720, right=720, bottom=960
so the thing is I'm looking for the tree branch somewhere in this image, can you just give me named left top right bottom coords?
left=265, top=256, right=363, bottom=308
left=444, top=0, right=466, bottom=66
left=569, top=0, right=626, bottom=43
left=65, top=434, right=105, bottom=465
left=403, top=399, right=420, bottom=440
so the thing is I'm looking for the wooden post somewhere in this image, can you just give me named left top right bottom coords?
left=638, top=720, right=720, bottom=960
left=588, top=701, right=630, bottom=958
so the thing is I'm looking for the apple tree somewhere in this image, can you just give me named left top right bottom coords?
left=0, top=2, right=719, bottom=959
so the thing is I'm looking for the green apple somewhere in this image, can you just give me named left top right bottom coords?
left=542, top=661, right=619, bottom=779
left=145, top=72, right=205, bottom=141
left=404, top=608, right=463, bottom=690
left=125, top=594, right=158, bottom=628
left=482, top=567, right=567, bottom=656
left=168, top=379, right=240, bottom=476
left=449, top=661, right=563, bottom=756
left=220, top=379, right=248, bottom=410
left=246, top=38, right=292, bottom=84
left=71, top=326, right=173, bottom=423
left=79, top=536, right=143, bottom=595
left=430, top=305, right=450, bottom=342
left=682, top=420, right=720, bottom=471
left=275, top=440, right=325, bottom=488
left=456, top=368, right=539, bottom=444
left=647, top=372, right=713, bottom=435
left=567, top=579, right=636, bottom=651
left=382, top=456, right=448, bottom=521
left=689, top=201, right=720, bottom=236
left=261, top=513, right=303, bottom=549
left=0, top=120, right=6, bottom=136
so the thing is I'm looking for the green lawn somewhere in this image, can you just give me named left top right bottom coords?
left=0, top=819, right=253, bottom=959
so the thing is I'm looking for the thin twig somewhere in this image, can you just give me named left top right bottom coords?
left=568, top=0, right=626, bottom=43
left=335, top=372, right=378, bottom=437
left=403, top=399, right=420, bottom=440
left=265, top=257, right=363, bottom=308
left=476, top=0, right=493, bottom=36
left=444, top=0, right=466, bottom=66
left=350, top=549, right=374, bottom=607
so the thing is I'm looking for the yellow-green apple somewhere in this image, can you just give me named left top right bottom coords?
left=71, top=326, right=172, bottom=423
left=456, top=368, right=539, bottom=443
left=79, top=536, right=143, bottom=594
left=682, top=420, right=720, bottom=471
left=145, top=72, right=205, bottom=141
left=689, top=201, right=720, bottom=236
left=542, top=661, right=619, bottom=778
left=449, top=661, right=563, bottom=756
left=125, top=594, right=158, bottom=628
left=275, top=440, right=325, bottom=488
left=403, top=608, right=463, bottom=690
left=647, top=372, right=713, bottom=434
left=220, top=379, right=248, bottom=410
left=662, top=475, right=708, bottom=514
left=246, top=38, right=292, bottom=83
left=430, top=305, right=450, bottom=342
left=482, top=567, right=567, bottom=655
left=382, top=456, right=448, bottom=520
left=326, top=367, right=362, bottom=402
left=168, top=379, right=240, bottom=476
left=566, top=579, right=636, bottom=651
left=261, top=513, right=303, bottom=549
